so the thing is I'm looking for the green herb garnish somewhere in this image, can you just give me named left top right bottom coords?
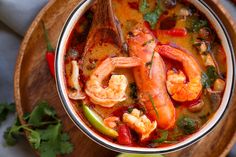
left=0, top=103, right=15, bottom=125
left=201, top=66, right=218, bottom=88
left=139, top=0, right=149, bottom=14
left=139, top=0, right=164, bottom=29
left=4, top=102, right=73, bottom=157
left=152, top=131, right=168, bottom=143
left=146, top=51, right=155, bottom=78
left=186, top=16, right=208, bottom=32
left=148, top=94, right=158, bottom=118
left=177, top=116, right=197, bottom=135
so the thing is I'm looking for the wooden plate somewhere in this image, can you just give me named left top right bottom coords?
left=14, top=0, right=236, bottom=156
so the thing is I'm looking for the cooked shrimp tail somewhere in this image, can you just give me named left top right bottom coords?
left=85, top=57, right=141, bottom=107
left=155, top=45, right=202, bottom=102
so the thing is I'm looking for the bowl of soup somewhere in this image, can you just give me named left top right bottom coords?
left=55, top=0, right=235, bottom=154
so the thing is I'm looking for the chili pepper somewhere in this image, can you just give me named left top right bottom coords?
left=42, top=21, right=55, bottom=77
left=118, top=124, right=132, bottom=145
left=156, top=28, right=187, bottom=37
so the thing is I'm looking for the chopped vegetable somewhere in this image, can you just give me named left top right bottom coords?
left=213, top=78, right=225, bottom=92
left=118, top=124, right=132, bottom=145
left=152, top=131, right=168, bottom=143
left=178, top=8, right=190, bottom=18
left=160, top=28, right=187, bottom=37
left=4, top=102, right=73, bottom=157
left=42, top=21, right=55, bottom=77
left=201, top=66, right=218, bottom=88
left=129, top=82, right=138, bottom=100
left=82, top=104, right=118, bottom=138
left=177, top=116, right=197, bottom=134
left=0, top=103, right=15, bottom=125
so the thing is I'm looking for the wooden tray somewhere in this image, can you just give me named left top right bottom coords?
left=14, top=0, right=236, bottom=156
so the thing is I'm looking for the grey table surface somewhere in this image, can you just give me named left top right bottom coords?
left=0, top=0, right=235, bottom=156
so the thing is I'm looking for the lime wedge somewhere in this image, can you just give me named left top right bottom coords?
left=82, top=104, right=118, bottom=138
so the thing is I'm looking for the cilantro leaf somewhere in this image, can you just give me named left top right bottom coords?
left=0, top=103, right=15, bottom=125
left=4, top=119, right=22, bottom=146
left=201, top=66, right=218, bottom=88
left=139, top=0, right=149, bottom=14
left=139, top=0, right=164, bottom=29
left=28, top=101, right=56, bottom=126
left=177, top=116, right=197, bottom=135
left=186, top=16, right=208, bottom=32
left=144, top=7, right=163, bottom=29
left=29, top=130, right=41, bottom=149
left=3, top=101, right=74, bottom=157
left=59, top=141, right=74, bottom=154
left=38, top=124, right=61, bottom=141
left=152, top=131, right=168, bottom=143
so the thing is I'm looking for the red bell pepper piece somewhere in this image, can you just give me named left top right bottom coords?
left=42, top=21, right=55, bottom=77
left=118, top=124, right=132, bottom=145
left=158, top=28, right=187, bottom=37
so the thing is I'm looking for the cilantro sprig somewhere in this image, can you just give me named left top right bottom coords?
left=201, top=66, right=218, bottom=88
left=4, top=101, right=73, bottom=157
left=139, top=0, right=165, bottom=29
left=152, top=130, right=168, bottom=143
left=0, top=103, right=15, bottom=125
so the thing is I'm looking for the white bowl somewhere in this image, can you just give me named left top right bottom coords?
left=55, top=0, right=235, bottom=154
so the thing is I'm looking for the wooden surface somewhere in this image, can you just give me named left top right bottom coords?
left=14, top=0, right=236, bottom=157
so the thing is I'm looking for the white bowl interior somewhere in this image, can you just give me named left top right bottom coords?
left=55, top=0, right=234, bottom=154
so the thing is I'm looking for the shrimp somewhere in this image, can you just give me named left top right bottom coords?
left=104, top=116, right=120, bottom=129
left=123, top=108, right=157, bottom=140
left=155, top=45, right=202, bottom=102
left=85, top=57, right=141, bottom=107
left=127, top=26, right=175, bottom=130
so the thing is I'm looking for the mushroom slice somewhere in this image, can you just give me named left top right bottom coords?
left=68, top=60, right=86, bottom=100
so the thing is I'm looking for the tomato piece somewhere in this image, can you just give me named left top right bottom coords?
left=118, top=124, right=132, bottom=145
